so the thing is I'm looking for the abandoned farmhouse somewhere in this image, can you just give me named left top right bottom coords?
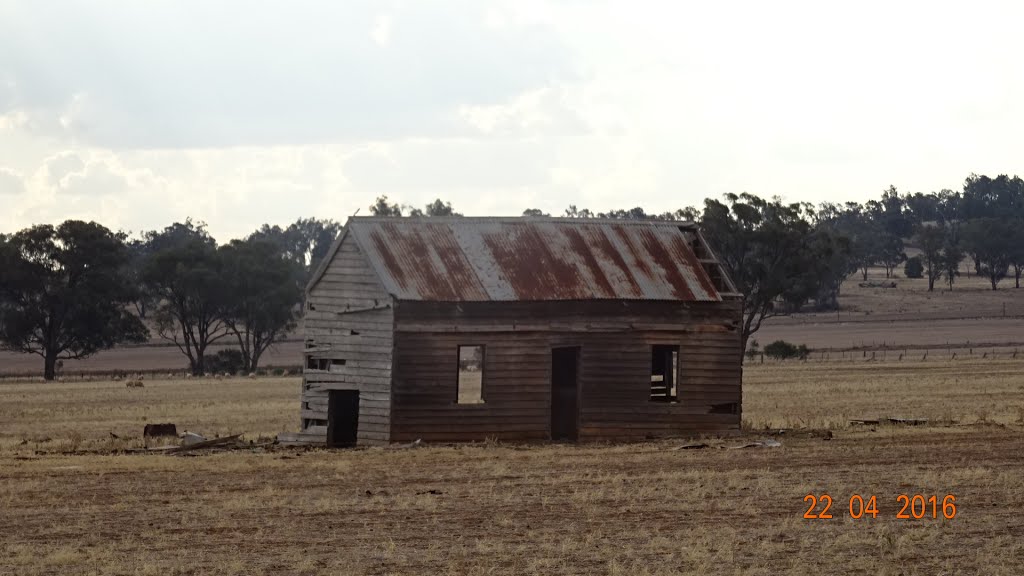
left=290, top=216, right=743, bottom=446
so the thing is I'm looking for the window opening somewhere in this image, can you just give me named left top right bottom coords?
left=650, top=345, right=679, bottom=402
left=457, top=345, right=485, bottom=404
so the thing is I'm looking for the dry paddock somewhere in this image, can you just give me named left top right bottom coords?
left=2, top=359, right=1024, bottom=575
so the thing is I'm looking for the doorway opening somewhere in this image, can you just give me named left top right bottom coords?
left=327, top=390, right=359, bottom=447
left=551, top=347, right=580, bottom=441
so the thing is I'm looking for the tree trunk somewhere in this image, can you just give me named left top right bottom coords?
left=43, top=351, right=58, bottom=381
left=991, top=274, right=998, bottom=290
left=861, top=266, right=868, bottom=281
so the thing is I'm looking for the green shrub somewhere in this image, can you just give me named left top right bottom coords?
left=904, top=256, right=924, bottom=279
left=764, top=340, right=810, bottom=360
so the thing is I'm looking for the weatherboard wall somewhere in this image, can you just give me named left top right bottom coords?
left=301, top=234, right=394, bottom=446
left=389, top=300, right=743, bottom=443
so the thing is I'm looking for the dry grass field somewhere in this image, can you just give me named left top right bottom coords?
left=2, top=358, right=1024, bottom=575
left=784, top=262, right=1024, bottom=319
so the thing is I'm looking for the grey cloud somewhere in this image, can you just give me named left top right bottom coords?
left=0, top=167, right=24, bottom=195
left=58, top=162, right=129, bottom=197
left=45, top=152, right=85, bottom=185
left=0, top=1, right=575, bottom=148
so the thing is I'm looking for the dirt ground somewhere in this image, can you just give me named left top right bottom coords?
left=1, top=359, right=1023, bottom=575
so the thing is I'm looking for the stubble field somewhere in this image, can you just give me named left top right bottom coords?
left=2, top=357, right=1023, bottom=575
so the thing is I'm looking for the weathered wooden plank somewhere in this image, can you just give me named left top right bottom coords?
left=304, top=365, right=394, bottom=377
left=304, top=374, right=392, bottom=387
left=303, top=236, right=395, bottom=447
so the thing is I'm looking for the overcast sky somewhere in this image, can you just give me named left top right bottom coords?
left=2, top=1, right=1023, bottom=240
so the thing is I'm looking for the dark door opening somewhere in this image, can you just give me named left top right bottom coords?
left=327, top=390, right=359, bottom=447
left=551, top=347, right=580, bottom=441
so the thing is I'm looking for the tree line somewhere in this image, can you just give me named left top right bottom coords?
left=374, top=174, right=1024, bottom=351
left=0, top=218, right=340, bottom=380
left=2, top=174, right=1024, bottom=379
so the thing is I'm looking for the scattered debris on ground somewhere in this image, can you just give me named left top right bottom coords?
left=766, top=428, right=833, bottom=440
left=180, top=431, right=207, bottom=445
left=729, top=439, right=782, bottom=449
left=858, top=280, right=897, bottom=288
left=125, top=432, right=272, bottom=455
left=393, top=439, right=423, bottom=450
left=143, top=423, right=177, bottom=437
left=673, top=438, right=782, bottom=450
left=850, top=417, right=929, bottom=426
left=164, top=434, right=246, bottom=455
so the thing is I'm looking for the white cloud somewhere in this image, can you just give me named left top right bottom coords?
left=44, top=152, right=85, bottom=186
left=371, top=14, right=392, bottom=46
left=458, top=86, right=588, bottom=137
left=58, top=161, right=129, bottom=197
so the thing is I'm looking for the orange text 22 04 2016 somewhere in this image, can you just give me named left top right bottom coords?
left=803, top=494, right=958, bottom=520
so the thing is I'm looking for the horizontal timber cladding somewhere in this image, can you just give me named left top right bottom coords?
left=390, top=331, right=551, bottom=443
left=393, top=299, right=741, bottom=333
left=302, top=235, right=395, bottom=446
left=390, top=299, right=742, bottom=443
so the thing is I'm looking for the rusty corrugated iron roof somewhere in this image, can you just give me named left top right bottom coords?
left=343, top=217, right=724, bottom=302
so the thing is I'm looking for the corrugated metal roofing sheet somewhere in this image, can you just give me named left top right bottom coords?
left=346, top=217, right=722, bottom=302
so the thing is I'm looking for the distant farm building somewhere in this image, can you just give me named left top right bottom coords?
left=285, top=216, right=742, bottom=446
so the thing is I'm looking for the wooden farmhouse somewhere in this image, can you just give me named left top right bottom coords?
left=286, top=216, right=743, bottom=447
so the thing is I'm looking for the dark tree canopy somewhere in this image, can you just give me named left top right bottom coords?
left=369, top=195, right=404, bottom=216
left=142, top=220, right=230, bottom=375
left=124, top=238, right=156, bottom=319
left=220, top=238, right=304, bottom=372
left=249, top=217, right=342, bottom=277
left=370, top=196, right=463, bottom=218
left=914, top=225, right=946, bottom=292
left=1011, top=221, right=1024, bottom=289
left=962, top=218, right=1015, bottom=290
left=410, top=199, right=461, bottom=217
left=699, top=193, right=824, bottom=352
left=866, top=185, right=914, bottom=239
left=0, top=221, right=148, bottom=380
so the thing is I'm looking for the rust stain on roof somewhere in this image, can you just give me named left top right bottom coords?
left=347, top=218, right=723, bottom=302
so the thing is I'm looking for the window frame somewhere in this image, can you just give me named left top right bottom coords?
left=455, top=344, right=486, bottom=405
left=649, top=344, right=680, bottom=403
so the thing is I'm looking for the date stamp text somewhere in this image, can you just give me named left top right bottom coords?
left=803, top=494, right=957, bottom=520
